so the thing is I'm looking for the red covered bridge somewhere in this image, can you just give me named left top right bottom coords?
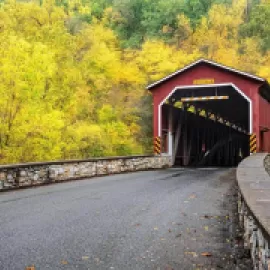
left=147, top=59, right=270, bottom=166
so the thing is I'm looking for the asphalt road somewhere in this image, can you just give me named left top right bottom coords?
left=0, top=168, right=237, bottom=270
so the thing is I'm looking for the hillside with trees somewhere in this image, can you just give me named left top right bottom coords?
left=0, top=0, right=269, bottom=164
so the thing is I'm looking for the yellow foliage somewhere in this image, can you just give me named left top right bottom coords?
left=136, top=40, right=199, bottom=82
left=0, top=0, right=268, bottom=164
left=0, top=0, right=145, bottom=164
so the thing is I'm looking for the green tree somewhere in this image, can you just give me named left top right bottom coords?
left=240, top=1, right=270, bottom=51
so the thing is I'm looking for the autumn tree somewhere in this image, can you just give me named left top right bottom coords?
left=0, top=0, right=269, bottom=164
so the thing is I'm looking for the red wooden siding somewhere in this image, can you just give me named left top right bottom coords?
left=151, top=62, right=270, bottom=152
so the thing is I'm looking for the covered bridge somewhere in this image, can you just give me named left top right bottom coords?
left=148, top=59, right=270, bottom=166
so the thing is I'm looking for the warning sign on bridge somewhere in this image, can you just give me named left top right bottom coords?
left=250, top=134, right=257, bottom=153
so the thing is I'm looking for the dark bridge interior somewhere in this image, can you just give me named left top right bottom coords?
left=162, top=85, right=250, bottom=166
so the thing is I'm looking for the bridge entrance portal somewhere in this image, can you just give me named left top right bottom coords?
left=160, top=84, right=250, bottom=166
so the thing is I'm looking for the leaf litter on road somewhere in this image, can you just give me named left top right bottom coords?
left=25, top=266, right=35, bottom=270
left=184, top=251, right=198, bottom=258
left=201, top=252, right=212, bottom=257
left=200, top=214, right=213, bottom=219
left=189, top=194, right=197, bottom=199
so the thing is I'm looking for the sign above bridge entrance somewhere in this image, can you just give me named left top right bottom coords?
left=193, top=78, right=215, bottom=85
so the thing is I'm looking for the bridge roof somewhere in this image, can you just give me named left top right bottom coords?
left=147, top=59, right=266, bottom=90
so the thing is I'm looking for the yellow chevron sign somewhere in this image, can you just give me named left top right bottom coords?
left=250, top=133, right=257, bottom=153
left=154, top=137, right=161, bottom=155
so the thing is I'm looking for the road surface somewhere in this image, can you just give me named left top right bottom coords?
left=0, top=168, right=237, bottom=270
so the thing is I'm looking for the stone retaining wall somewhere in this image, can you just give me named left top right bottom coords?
left=237, top=153, right=270, bottom=270
left=0, top=155, right=171, bottom=191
